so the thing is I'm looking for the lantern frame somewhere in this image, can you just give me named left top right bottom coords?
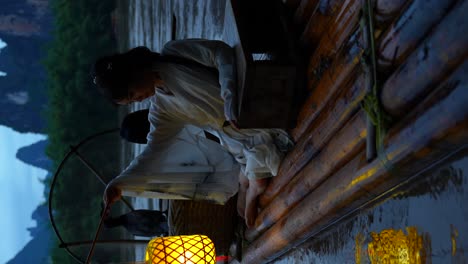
left=145, top=235, right=216, bottom=264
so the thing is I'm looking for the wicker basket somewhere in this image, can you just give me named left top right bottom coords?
left=168, top=197, right=238, bottom=256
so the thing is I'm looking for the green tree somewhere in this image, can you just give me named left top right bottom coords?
left=44, top=0, right=123, bottom=262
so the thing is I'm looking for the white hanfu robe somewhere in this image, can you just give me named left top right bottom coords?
left=110, top=124, right=240, bottom=204
left=108, top=39, right=292, bottom=204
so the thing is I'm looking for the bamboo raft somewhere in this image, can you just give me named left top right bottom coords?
left=239, top=0, right=468, bottom=263
left=142, top=0, right=467, bottom=262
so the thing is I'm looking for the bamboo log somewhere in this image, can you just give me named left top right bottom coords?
left=267, top=0, right=466, bottom=211
left=248, top=110, right=367, bottom=241
left=292, top=28, right=364, bottom=140
left=243, top=62, right=468, bottom=264
left=303, top=0, right=416, bottom=95
left=301, top=0, right=408, bottom=53
left=299, top=0, right=343, bottom=48
left=377, top=0, right=456, bottom=73
left=293, top=0, right=320, bottom=27
left=282, top=0, right=302, bottom=11
left=300, top=0, right=407, bottom=54
left=374, top=0, right=409, bottom=23
left=381, top=0, right=468, bottom=117
left=305, top=0, right=365, bottom=91
left=256, top=13, right=468, bottom=241
left=259, top=73, right=366, bottom=208
left=292, top=0, right=462, bottom=140
left=253, top=56, right=466, bottom=236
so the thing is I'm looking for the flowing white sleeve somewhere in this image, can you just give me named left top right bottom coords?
left=161, top=39, right=237, bottom=120
left=107, top=99, right=185, bottom=195
left=107, top=97, right=240, bottom=203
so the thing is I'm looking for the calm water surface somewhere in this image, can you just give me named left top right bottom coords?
left=273, top=149, right=468, bottom=264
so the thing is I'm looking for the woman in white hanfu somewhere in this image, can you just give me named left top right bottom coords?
left=93, top=39, right=293, bottom=227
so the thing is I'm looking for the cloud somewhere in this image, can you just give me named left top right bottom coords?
left=0, top=38, right=6, bottom=49
left=7, top=91, right=29, bottom=105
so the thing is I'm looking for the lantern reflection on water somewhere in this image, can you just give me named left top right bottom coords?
left=145, top=235, right=216, bottom=264
left=366, top=227, right=430, bottom=264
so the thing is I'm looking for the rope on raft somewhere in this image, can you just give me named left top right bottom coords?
left=359, top=0, right=393, bottom=158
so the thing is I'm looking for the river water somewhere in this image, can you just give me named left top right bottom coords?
left=273, top=148, right=468, bottom=264
left=121, top=1, right=468, bottom=263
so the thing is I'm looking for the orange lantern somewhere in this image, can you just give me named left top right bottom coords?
left=145, top=235, right=216, bottom=264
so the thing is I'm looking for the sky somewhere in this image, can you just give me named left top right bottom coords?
left=0, top=125, right=47, bottom=263
left=0, top=34, right=47, bottom=264
left=0, top=38, right=6, bottom=76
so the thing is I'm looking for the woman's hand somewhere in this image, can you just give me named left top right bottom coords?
left=103, top=184, right=122, bottom=206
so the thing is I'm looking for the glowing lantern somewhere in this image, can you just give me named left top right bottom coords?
left=145, top=235, right=216, bottom=264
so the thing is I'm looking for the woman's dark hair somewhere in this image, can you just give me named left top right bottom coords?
left=120, top=109, right=151, bottom=144
left=92, top=47, right=160, bottom=102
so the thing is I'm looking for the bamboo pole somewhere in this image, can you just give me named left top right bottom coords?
left=305, top=4, right=363, bottom=92
left=302, top=0, right=410, bottom=94
left=260, top=0, right=452, bottom=204
left=60, top=239, right=150, bottom=248
left=252, top=59, right=464, bottom=238
left=381, top=0, right=468, bottom=117
left=282, top=0, right=301, bottom=12
left=293, top=0, right=319, bottom=27
left=248, top=110, right=367, bottom=241
left=254, top=57, right=468, bottom=243
left=85, top=203, right=110, bottom=264
left=243, top=62, right=468, bottom=264
left=292, top=0, right=458, bottom=140
left=377, top=0, right=456, bottom=73
left=292, top=27, right=364, bottom=140
left=259, top=73, right=366, bottom=208
left=261, top=0, right=462, bottom=207
left=299, top=0, right=343, bottom=48
left=300, top=0, right=407, bottom=48
left=73, top=150, right=134, bottom=211
left=361, top=0, right=378, bottom=161
left=374, top=0, right=409, bottom=23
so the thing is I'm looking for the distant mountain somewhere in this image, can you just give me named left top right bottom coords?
left=0, top=0, right=53, bottom=133
left=6, top=205, right=52, bottom=264
left=16, top=139, right=52, bottom=172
